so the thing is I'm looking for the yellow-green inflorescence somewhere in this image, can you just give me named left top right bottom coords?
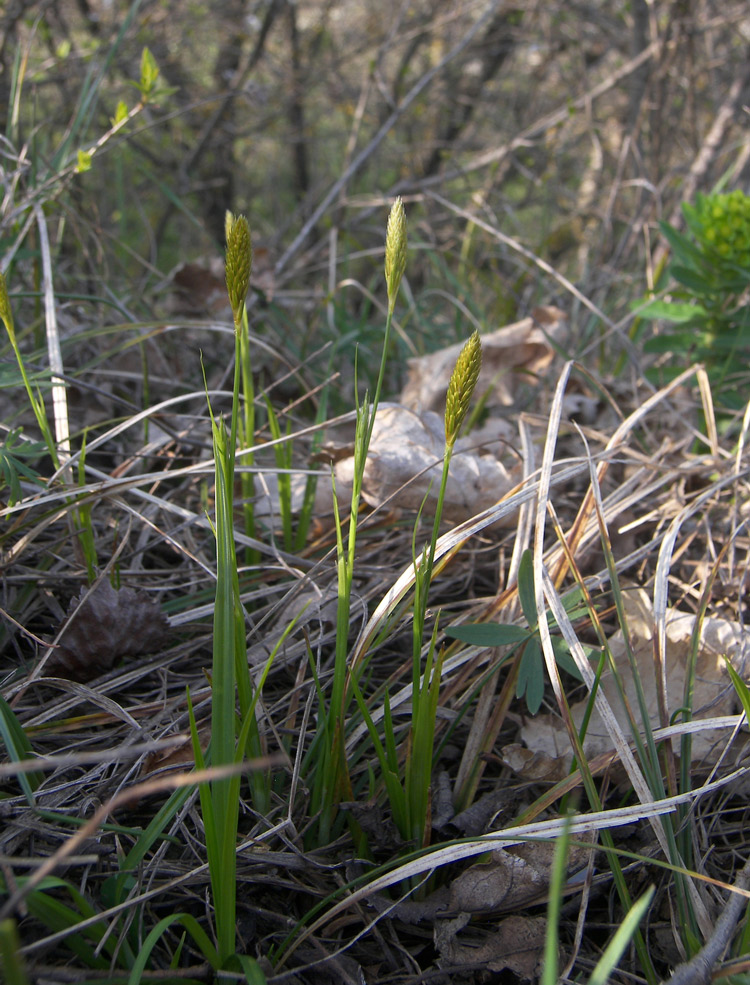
left=445, top=330, right=482, bottom=448
left=384, top=196, right=407, bottom=314
left=691, top=189, right=750, bottom=269
left=225, top=212, right=252, bottom=328
left=0, top=271, right=15, bottom=342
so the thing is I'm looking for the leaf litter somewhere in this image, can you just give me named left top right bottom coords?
left=518, top=586, right=748, bottom=772
left=3, top=312, right=750, bottom=983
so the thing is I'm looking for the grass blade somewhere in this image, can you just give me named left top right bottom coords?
left=0, top=919, right=30, bottom=985
left=0, top=695, right=42, bottom=804
left=588, top=887, right=655, bottom=985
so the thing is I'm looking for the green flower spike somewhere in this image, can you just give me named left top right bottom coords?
left=445, top=330, right=482, bottom=448
left=384, top=197, right=407, bottom=314
left=225, top=212, right=252, bottom=329
left=0, top=271, right=15, bottom=343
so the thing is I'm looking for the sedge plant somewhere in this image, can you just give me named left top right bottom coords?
left=185, top=213, right=268, bottom=975
left=187, top=212, right=310, bottom=976
left=307, top=198, right=408, bottom=844
left=353, top=329, right=482, bottom=850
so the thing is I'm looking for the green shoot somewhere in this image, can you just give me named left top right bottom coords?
left=0, top=273, right=58, bottom=469
left=0, top=919, right=30, bottom=985
left=0, top=694, right=43, bottom=805
left=309, top=198, right=408, bottom=844
left=237, top=305, right=260, bottom=567
left=187, top=212, right=267, bottom=974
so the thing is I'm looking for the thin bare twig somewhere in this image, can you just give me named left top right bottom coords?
left=273, top=0, right=501, bottom=277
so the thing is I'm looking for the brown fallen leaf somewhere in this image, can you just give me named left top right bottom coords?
left=435, top=912, right=547, bottom=980
left=520, top=587, right=745, bottom=769
left=141, top=729, right=207, bottom=776
left=47, top=580, right=170, bottom=681
left=449, top=835, right=594, bottom=914
left=401, top=305, right=567, bottom=414
left=333, top=405, right=519, bottom=524
left=501, top=742, right=569, bottom=782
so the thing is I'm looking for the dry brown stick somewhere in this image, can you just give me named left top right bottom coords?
left=661, top=854, right=750, bottom=985
left=273, top=0, right=501, bottom=278
left=398, top=38, right=661, bottom=195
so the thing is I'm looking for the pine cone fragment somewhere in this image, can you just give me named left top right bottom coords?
left=47, top=581, right=169, bottom=681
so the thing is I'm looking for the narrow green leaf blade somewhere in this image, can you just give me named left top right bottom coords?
left=725, top=658, right=750, bottom=722
left=518, top=639, right=544, bottom=714
left=445, top=623, right=529, bottom=646
left=0, top=695, right=42, bottom=804
left=636, top=299, right=707, bottom=322
left=0, top=919, right=31, bottom=985
left=588, top=887, right=654, bottom=985
left=517, top=550, right=538, bottom=630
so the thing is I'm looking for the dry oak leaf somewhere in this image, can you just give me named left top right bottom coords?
left=48, top=580, right=169, bottom=681
left=435, top=912, right=547, bottom=980
left=520, top=587, right=746, bottom=769
left=501, top=742, right=569, bottom=782
left=449, top=835, right=595, bottom=914
left=334, top=405, right=519, bottom=524
left=400, top=305, right=567, bottom=414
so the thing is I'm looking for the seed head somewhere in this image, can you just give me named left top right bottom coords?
left=225, top=212, right=252, bottom=325
left=384, top=197, right=407, bottom=313
left=0, top=271, right=15, bottom=342
left=445, top=331, right=482, bottom=447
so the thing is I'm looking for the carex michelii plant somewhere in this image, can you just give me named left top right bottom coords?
left=305, top=198, right=484, bottom=852
left=352, top=330, right=482, bottom=851
left=175, top=201, right=480, bottom=970
left=181, top=214, right=296, bottom=978
left=306, top=199, right=410, bottom=845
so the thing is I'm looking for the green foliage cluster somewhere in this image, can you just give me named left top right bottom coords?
left=691, top=189, right=750, bottom=268
left=446, top=550, right=591, bottom=715
left=639, top=189, right=750, bottom=408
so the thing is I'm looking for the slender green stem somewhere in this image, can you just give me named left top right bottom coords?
left=313, top=201, right=406, bottom=843
left=238, top=307, right=259, bottom=568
